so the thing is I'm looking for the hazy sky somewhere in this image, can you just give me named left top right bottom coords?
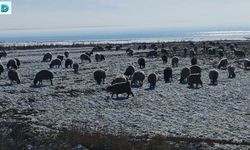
left=1, top=0, right=250, bottom=30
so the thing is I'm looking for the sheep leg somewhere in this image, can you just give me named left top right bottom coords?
left=50, top=79, right=53, bottom=85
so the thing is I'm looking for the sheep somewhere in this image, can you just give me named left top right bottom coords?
left=116, top=45, right=121, bottom=51
left=131, top=71, right=145, bottom=87
left=190, top=65, right=201, bottom=74
left=183, top=48, right=187, bottom=57
left=57, top=55, right=64, bottom=61
left=187, top=74, right=203, bottom=88
left=80, top=54, right=92, bottom=63
left=209, top=69, right=219, bottom=85
left=233, top=49, right=245, bottom=58
left=106, top=81, right=134, bottom=99
left=171, top=56, right=179, bottom=67
left=8, top=69, right=21, bottom=84
left=138, top=58, right=146, bottom=69
left=191, top=57, right=197, bottom=65
left=161, top=55, right=168, bottom=64
left=111, top=75, right=127, bottom=85
left=65, top=58, right=73, bottom=68
left=64, top=51, right=69, bottom=58
left=208, top=48, right=216, bottom=55
left=0, top=50, right=7, bottom=59
left=95, top=53, right=105, bottom=62
left=124, top=65, right=135, bottom=79
left=244, top=59, right=250, bottom=70
left=0, top=64, right=4, bottom=76
left=148, top=73, right=157, bottom=89
left=126, top=49, right=133, bottom=56
left=161, top=49, right=168, bottom=56
left=73, top=63, right=79, bottom=74
left=94, top=69, right=106, bottom=85
left=164, top=67, right=173, bottom=83
left=42, top=53, right=52, bottom=62
left=146, top=50, right=157, bottom=58
left=49, top=59, right=62, bottom=68
left=33, top=70, right=54, bottom=86
left=227, top=65, right=236, bottom=78
left=180, top=67, right=190, bottom=84
left=7, top=59, right=18, bottom=69
left=218, top=58, right=228, bottom=69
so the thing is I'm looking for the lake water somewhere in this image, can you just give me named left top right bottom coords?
left=1, top=26, right=250, bottom=44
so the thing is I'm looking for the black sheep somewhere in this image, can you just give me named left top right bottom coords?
left=94, top=69, right=106, bottom=85
left=148, top=73, right=157, bottom=89
left=33, top=70, right=54, bottom=86
left=7, top=59, right=18, bottom=69
left=164, top=67, right=172, bottom=83
left=124, top=65, right=135, bottom=79
left=65, top=58, right=73, bottom=68
left=42, top=53, right=52, bottom=62
left=138, top=58, right=146, bottom=69
left=188, top=74, right=203, bottom=88
left=80, top=54, right=92, bottom=63
left=209, top=69, right=219, bottom=85
left=106, top=81, right=134, bottom=99
left=8, top=69, right=21, bottom=84
left=73, top=63, right=79, bottom=74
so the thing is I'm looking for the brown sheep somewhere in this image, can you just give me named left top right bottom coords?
left=164, top=67, right=173, bottom=83
left=131, top=71, right=145, bottom=87
left=106, top=81, right=134, bottom=99
left=138, top=58, right=146, bottom=69
left=148, top=73, right=157, bottom=89
left=180, top=67, right=190, bottom=84
left=94, top=69, right=106, bottom=85
left=124, top=65, right=135, bottom=79
left=8, top=69, right=21, bottom=84
left=171, top=56, right=179, bottom=67
left=218, top=58, right=228, bottom=69
left=209, top=69, right=219, bottom=85
left=227, top=65, right=236, bottom=78
left=188, top=74, right=203, bottom=88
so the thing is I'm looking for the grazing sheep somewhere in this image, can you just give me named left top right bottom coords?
left=138, top=58, right=146, bottom=69
left=57, top=55, right=64, bottom=61
left=0, top=64, right=4, bottom=76
left=209, top=69, right=219, bottom=85
left=0, top=50, right=7, bottom=59
left=111, top=75, right=127, bottom=85
left=188, top=74, right=203, bottom=88
left=33, top=70, right=54, bottom=86
left=180, top=67, right=191, bottom=84
left=73, top=63, right=79, bottom=74
left=14, top=58, right=20, bottom=68
left=233, top=49, right=245, bottom=58
left=64, top=51, right=69, bottom=58
left=7, top=59, right=18, bottom=69
left=191, top=57, right=197, bottom=65
left=171, top=56, right=179, bottom=67
left=124, top=65, right=135, bottom=79
left=126, top=49, right=133, bottom=56
left=8, top=69, right=21, bottom=84
left=42, top=53, right=52, bottom=62
left=161, top=55, right=168, bottom=64
left=116, top=45, right=121, bottom=51
left=95, top=53, right=105, bottom=62
left=190, top=65, right=201, bottom=74
left=148, top=73, right=157, bottom=88
left=161, top=49, right=168, bottom=56
left=218, top=58, right=228, bottom=69
left=131, top=71, right=145, bottom=87
left=65, top=58, right=73, bottom=68
left=189, top=50, right=196, bottom=57
left=49, top=59, right=62, bottom=68
left=80, top=54, right=92, bottom=63
left=106, top=81, right=134, bottom=99
left=94, top=69, right=106, bottom=85
left=164, top=67, right=173, bottom=83
left=244, top=59, right=250, bottom=70
left=147, top=50, right=157, bottom=58
left=228, top=65, right=236, bottom=78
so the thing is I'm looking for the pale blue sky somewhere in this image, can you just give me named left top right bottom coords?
left=1, top=0, right=250, bottom=30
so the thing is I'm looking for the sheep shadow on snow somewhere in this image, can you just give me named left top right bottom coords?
left=30, top=84, right=48, bottom=88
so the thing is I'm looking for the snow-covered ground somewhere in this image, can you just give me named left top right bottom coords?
left=0, top=42, right=249, bottom=149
